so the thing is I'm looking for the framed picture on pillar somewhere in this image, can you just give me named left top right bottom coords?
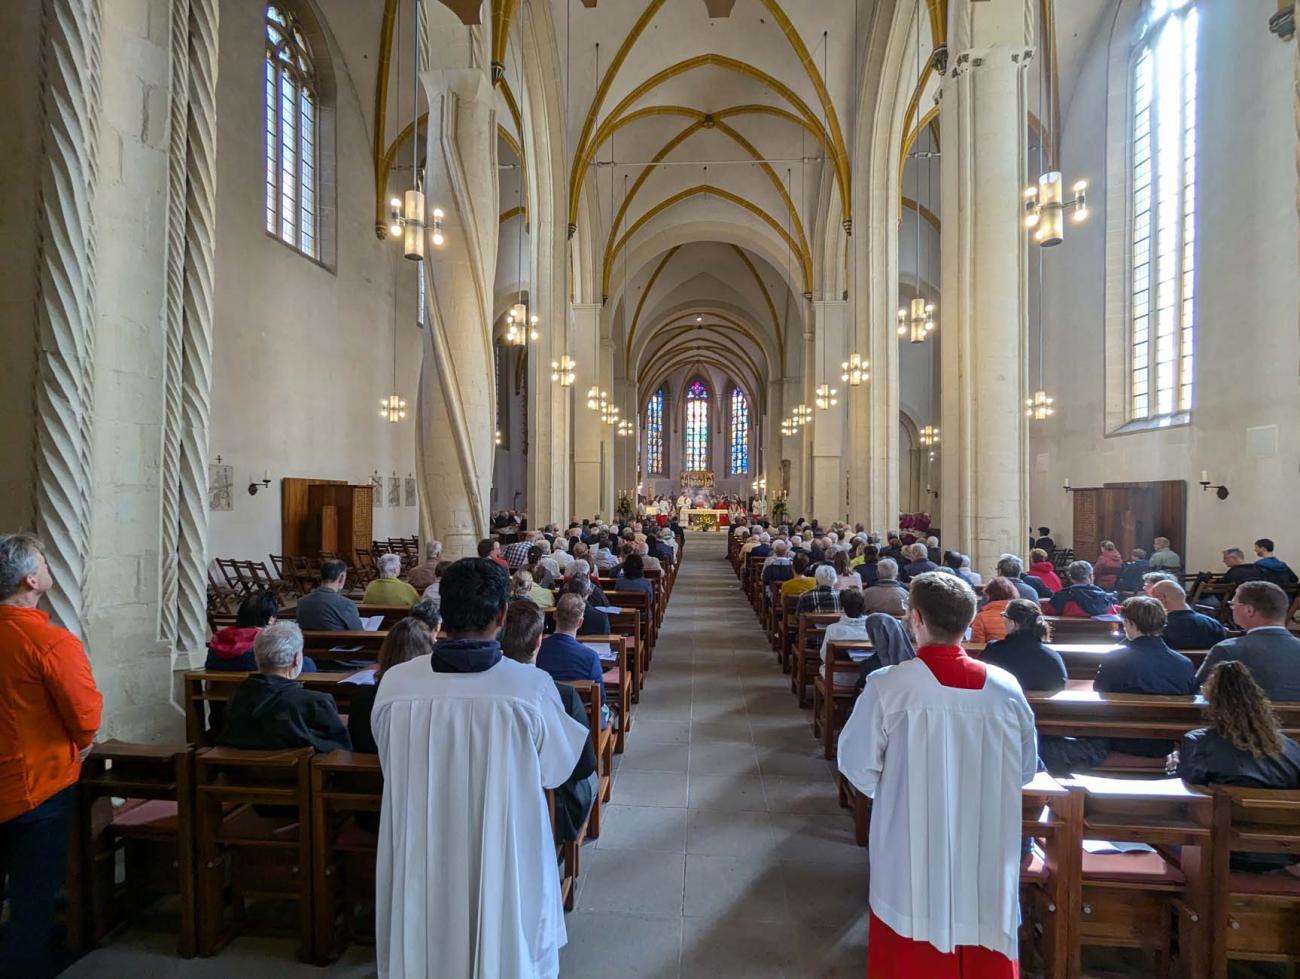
left=209, top=464, right=234, bottom=511
left=371, top=475, right=385, bottom=508
left=404, top=477, right=416, bottom=507
left=388, top=477, right=401, bottom=508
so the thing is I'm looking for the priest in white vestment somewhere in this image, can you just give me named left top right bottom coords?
left=838, top=572, right=1037, bottom=978
left=372, top=558, right=589, bottom=979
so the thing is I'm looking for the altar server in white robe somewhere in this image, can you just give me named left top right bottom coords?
left=372, top=558, right=588, bottom=979
left=838, top=572, right=1037, bottom=979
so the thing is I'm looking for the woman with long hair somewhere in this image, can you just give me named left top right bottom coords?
left=980, top=598, right=1067, bottom=693
left=1176, top=661, right=1300, bottom=870
left=832, top=550, right=863, bottom=592
left=349, top=617, right=435, bottom=754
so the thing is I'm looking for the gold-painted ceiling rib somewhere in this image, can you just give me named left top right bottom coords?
left=641, top=335, right=763, bottom=393
left=925, top=0, right=947, bottom=47
left=500, top=205, right=526, bottom=223
left=729, top=244, right=783, bottom=358
left=755, top=0, right=851, bottom=226
left=370, top=0, right=400, bottom=237
left=642, top=318, right=769, bottom=381
left=496, top=123, right=531, bottom=225
left=623, top=246, right=680, bottom=376
left=900, top=196, right=940, bottom=231
left=491, top=0, right=520, bottom=80
left=603, top=183, right=812, bottom=301
left=569, top=54, right=839, bottom=230
left=639, top=345, right=766, bottom=416
left=566, top=0, right=671, bottom=228
left=498, top=77, right=523, bottom=139
left=600, top=120, right=810, bottom=307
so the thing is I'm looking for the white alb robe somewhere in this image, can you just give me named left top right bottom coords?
left=372, top=656, right=589, bottom=979
left=837, top=657, right=1038, bottom=961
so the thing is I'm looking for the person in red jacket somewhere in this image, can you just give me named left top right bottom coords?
left=0, top=533, right=102, bottom=978
left=1028, top=548, right=1063, bottom=593
left=1093, top=540, right=1124, bottom=591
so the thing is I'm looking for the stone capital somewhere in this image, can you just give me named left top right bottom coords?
left=420, top=67, right=493, bottom=105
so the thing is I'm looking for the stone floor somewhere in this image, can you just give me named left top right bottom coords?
left=58, top=531, right=1285, bottom=977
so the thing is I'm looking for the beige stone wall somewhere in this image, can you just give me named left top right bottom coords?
left=206, top=1, right=422, bottom=562
left=1031, top=0, right=1300, bottom=572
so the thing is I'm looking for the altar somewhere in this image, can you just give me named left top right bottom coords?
left=682, top=508, right=730, bottom=531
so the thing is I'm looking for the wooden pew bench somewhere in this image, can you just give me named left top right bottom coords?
left=792, top=612, right=841, bottom=709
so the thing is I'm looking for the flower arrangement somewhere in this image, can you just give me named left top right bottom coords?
left=616, top=490, right=634, bottom=522
left=771, top=492, right=789, bottom=525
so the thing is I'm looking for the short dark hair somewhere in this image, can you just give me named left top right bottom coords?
left=439, top=558, right=510, bottom=633
left=1121, top=595, right=1167, bottom=636
left=527, top=545, right=543, bottom=566
left=433, top=560, right=453, bottom=580
left=839, top=587, right=866, bottom=619
left=1255, top=538, right=1276, bottom=553
left=477, top=539, right=495, bottom=559
left=792, top=553, right=810, bottom=576
left=236, top=591, right=280, bottom=628
left=500, top=600, right=545, bottom=663
left=943, top=550, right=963, bottom=571
left=1004, top=598, right=1051, bottom=641
left=623, top=554, right=645, bottom=578
left=320, top=559, right=347, bottom=583
left=1234, top=581, right=1289, bottom=620
left=1038, top=527, right=1051, bottom=536
left=908, top=572, right=977, bottom=643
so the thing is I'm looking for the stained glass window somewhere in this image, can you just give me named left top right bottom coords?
left=728, top=387, right=750, bottom=476
left=684, top=380, right=710, bottom=471
left=265, top=5, right=318, bottom=258
left=1129, top=0, right=1197, bottom=421
left=646, top=388, right=665, bottom=475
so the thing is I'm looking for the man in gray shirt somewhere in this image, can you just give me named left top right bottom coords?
left=296, top=559, right=363, bottom=631
left=1196, top=581, right=1300, bottom=702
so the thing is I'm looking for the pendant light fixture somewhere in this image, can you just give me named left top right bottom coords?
left=1026, top=23, right=1056, bottom=419
left=919, top=424, right=939, bottom=446
left=387, top=0, right=444, bottom=256
left=898, top=0, right=936, bottom=343
left=379, top=253, right=407, bottom=422
left=551, top=355, right=576, bottom=386
left=1024, top=11, right=1087, bottom=245
left=843, top=4, right=867, bottom=385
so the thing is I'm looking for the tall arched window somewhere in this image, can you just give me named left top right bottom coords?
left=728, top=387, right=750, bottom=476
left=1128, top=0, right=1198, bottom=421
left=265, top=4, right=319, bottom=258
left=684, top=380, right=710, bottom=471
left=645, top=388, right=665, bottom=476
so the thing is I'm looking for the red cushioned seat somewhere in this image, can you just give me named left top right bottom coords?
left=111, top=799, right=179, bottom=836
left=602, top=668, right=621, bottom=684
left=217, top=805, right=300, bottom=842
left=1081, top=850, right=1184, bottom=884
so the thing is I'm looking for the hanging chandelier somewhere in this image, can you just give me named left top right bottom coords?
left=616, top=417, right=634, bottom=437
left=385, top=6, right=444, bottom=260
left=379, top=393, right=407, bottom=423
left=780, top=418, right=796, bottom=437
left=897, top=297, right=936, bottom=342
left=550, top=355, right=576, bottom=386
left=494, top=429, right=502, bottom=446
left=1024, top=172, right=1087, bottom=246
left=919, top=424, right=940, bottom=447
left=840, top=353, right=868, bottom=386
left=505, top=303, right=539, bottom=345
left=1025, top=390, right=1055, bottom=420
left=815, top=384, right=838, bottom=410
left=585, top=387, right=609, bottom=412
left=793, top=403, right=812, bottom=427
left=600, top=402, right=621, bottom=426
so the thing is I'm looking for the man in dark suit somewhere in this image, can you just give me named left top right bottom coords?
left=1150, top=580, right=1226, bottom=650
left=218, top=622, right=351, bottom=753
left=1196, top=582, right=1300, bottom=701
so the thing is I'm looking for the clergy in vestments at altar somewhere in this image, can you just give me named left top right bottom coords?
left=371, top=558, right=589, bottom=979
left=838, top=572, right=1038, bottom=979
left=676, top=493, right=689, bottom=510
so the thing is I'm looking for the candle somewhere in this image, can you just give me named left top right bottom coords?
left=1063, top=477, right=1070, bottom=489
left=1199, top=470, right=1208, bottom=484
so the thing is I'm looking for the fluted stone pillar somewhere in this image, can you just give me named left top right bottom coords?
left=32, top=0, right=104, bottom=636
left=938, top=2, right=1032, bottom=576
left=571, top=302, right=602, bottom=519
left=415, top=59, right=498, bottom=558
left=810, top=299, right=848, bottom=522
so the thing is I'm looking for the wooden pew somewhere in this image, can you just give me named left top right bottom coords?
left=194, top=746, right=316, bottom=961
left=567, top=679, right=614, bottom=840
left=300, top=629, right=387, bottom=664
left=309, top=751, right=382, bottom=964
left=583, top=633, right=632, bottom=754
left=1207, top=785, right=1300, bottom=977
left=1020, top=773, right=1084, bottom=979
left=792, top=612, right=841, bottom=709
left=603, top=589, right=655, bottom=661
left=184, top=670, right=367, bottom=745
left=352, top=603, right=413, bottom=628
left=604, top=608, right=644, bottom=698
left=813, top=640, right=873, bottom=759
left=1067, top=775, right=1212, bottom=978
left=68, top=741, right=198, bottom=958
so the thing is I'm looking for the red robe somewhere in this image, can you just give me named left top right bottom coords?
left=865, top=645, right=1019, bottom=979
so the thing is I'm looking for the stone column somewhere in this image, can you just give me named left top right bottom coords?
left=938, top=1, right=1032, bottom=576
left=32, top=0, right=104, bottom=635
left=570, top=302, right=602, bottom=519
left=598, top=332, right=616, bottom=517
left=415, top=54, right=498, bottom=558
left=810, top=299, right=849, bottom=521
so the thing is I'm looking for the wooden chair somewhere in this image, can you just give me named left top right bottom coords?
left=1206, top=785, right=1300, bottom=978
left=309, top=751, right=382, bottom=964
left=194, top=746, right=316, bottom=960
left=68, top=741, right=198, bottom=958
left=1069, top=775, right=1212, bottom=978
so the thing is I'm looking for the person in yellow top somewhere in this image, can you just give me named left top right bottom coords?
left=363, top=553, right=420, bottom=606
left=780, top=553, right=818, bottom=601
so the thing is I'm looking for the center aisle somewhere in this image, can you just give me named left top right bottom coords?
left=560, top=531, right=870, bottom=979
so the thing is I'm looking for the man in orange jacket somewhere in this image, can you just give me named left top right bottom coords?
left=0, top=533, right=102, bottom=978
